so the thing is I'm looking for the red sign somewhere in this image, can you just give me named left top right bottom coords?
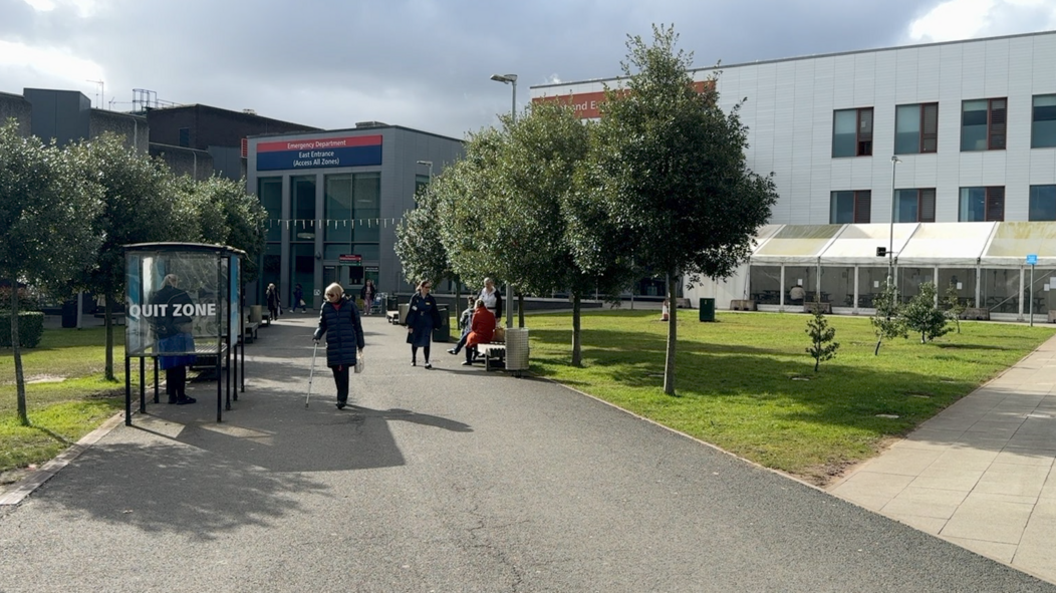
left=339, top=254, right=362, bottom=264
left=532, top=80, right=715, bottom=119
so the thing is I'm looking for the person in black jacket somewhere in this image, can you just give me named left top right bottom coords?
left=152, top=274, right=196, bottom=405
left=313, top=283, right=365, bottom=409
left=406, top=280, right=443, bottom=369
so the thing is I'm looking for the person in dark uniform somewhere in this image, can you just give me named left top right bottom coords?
left=152, top=274, right=196, bottom=405
left=406, top=280, right=442, bottom=369
left=313, top=283, right=365, bottom=410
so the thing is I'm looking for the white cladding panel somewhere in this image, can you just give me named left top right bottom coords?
left=529, top=31, right=1056, bottom=226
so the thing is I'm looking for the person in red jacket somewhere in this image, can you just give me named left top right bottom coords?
left=463, top=299, right=495, bottom=366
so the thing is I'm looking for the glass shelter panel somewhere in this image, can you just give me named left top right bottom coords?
left=896, top=267, right=934, bottom=304
left=1026, top=269, right=1056, bottom=315
left=856, top=267, right=888, bottom=308
left=937, top=269, right=977, bottom=308
left=820, top=267, right=854, bottom=307
left=125, top=247, right=238, bottom=357
left=982, top=268, right=1020, bottom=313
left=749, top=266, right=782, bottom=305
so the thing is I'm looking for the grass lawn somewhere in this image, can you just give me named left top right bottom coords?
left=526, top=309, right=1056, bottom=485
left=0, top=327, right=146, bottom=478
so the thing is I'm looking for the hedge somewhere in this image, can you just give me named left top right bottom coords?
left=0, top=311, right=45, bottom=348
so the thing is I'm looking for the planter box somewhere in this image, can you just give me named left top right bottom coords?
left=960, top=307, right=990, bottom=321
left=730, top=299, right=757, bottom=311
left=803, top=302, right=832, bottom=314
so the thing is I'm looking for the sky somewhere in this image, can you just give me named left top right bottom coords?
left=1, top=0, right=1055, bottom=140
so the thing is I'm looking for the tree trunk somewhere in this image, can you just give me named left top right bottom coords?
left=571, top=293, right=582, bottom=367
left=10, top=281, right=29, bottom=426
left=518, top=293, right=525, bottom=328
left=663, top=272, right=678, bottom=396
left=874, top=338, right=882, bottom=356
left=104, top=293, right=115, bottom=381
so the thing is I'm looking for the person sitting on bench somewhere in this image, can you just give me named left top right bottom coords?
left=447, top=295, right=476, bottom=356
left=463, top=299, right=495, bottom=366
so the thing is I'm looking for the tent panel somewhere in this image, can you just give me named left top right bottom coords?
left=896, top=222, right=995, bottom=267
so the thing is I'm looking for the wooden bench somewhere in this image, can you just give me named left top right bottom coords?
left=243, top=321, right=259, bottom=343
left=477, top=343, right=506, bottom=371
left=386, top=310, right=401, bottom=324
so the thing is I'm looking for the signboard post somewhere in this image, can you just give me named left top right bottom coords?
left=1027, top=254, right=1038, bottom=327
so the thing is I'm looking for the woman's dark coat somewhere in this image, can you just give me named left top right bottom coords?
left=406, top=292, right=442, bottom=348
left=313, top=297, right=365, bottom=367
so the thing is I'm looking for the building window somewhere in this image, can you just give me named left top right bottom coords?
left=258, top=177, right=282, bottom=243
left=830, top=190, right=871, bottom=223
left=353, top=172, right=381, bottom=243
left=1032, top=95, right=1056, bottom=149
left=895, top=103, right=938, bottom=154
left=961, top=98, right=1006, bottom=151
left=959, top=186, right=1004, bottom=221
left=832, top=108, right=873, bottom=157
left=178, top=127, right=190, bottom=147
left=1029, top=185, right=1056, bottom=221
left=291, top=175, right=316, bottom=241
left=895, top=188, right=936, bottom=222
left=325, top=174, right=352, bottom=243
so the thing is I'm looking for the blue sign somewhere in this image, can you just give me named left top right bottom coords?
left=1027, top=254, right=1038, bottom=265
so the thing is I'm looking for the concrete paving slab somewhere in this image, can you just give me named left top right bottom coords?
left=881, top=486, right=968, bottom=519
left=940, top=494, right=1034, bottom=543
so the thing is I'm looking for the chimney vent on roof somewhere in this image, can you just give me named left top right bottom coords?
left=355, top=121, right=388, bottom=128
left=243, top=108, right=256, bottom=115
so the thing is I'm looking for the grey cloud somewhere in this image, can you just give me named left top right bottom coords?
left=0, top=0, right=1042, bottom=139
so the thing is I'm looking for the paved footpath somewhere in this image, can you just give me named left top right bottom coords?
left=830, top=331, right=1056, bottom=584
left=1, top=314, right=1055, bottom=592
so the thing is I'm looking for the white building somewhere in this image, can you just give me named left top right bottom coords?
left=531, top=30, right=1056, bottom=321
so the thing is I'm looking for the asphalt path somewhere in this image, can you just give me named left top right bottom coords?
left=1, top=313, right=1054, bottom=592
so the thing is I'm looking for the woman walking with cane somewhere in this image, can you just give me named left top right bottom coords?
left=313, top=283, right=365, bottom=409
left=406, top=279, right=442, bottom=369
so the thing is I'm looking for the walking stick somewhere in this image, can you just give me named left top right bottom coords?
left=305, top=340, right=319, bottom=407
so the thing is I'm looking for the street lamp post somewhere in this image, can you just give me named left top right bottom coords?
left=490, top=73, right=518, bottom=124
left=490, top=73, right=518, bottom=329
left=416, top=160, right=433, bottom=183
left=888, top=155, right=902, bottom=288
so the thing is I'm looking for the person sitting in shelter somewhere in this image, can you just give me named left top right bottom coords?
left=463, top=299, right=496, bottom=366
left=789, top=284, right=806, bottom=304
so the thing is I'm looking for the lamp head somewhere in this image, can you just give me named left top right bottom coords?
left=490, top=73, right=518, bottom=84
left=891, top=155, right=902, bottom=164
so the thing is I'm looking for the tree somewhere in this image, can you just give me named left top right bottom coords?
left=178, top=176, right=267, bottom=283
left=67, top=133, right=185, bottom=380
left=902, top=282, right=951, bottom=343
left=587, top=25, right=779, bottom=394
left=395, top=183, right=453, bottom=287
left=943, top=283, right=967, bottom=334
left=806, top=309, right=839, bottom=372
left=0, top=121, right=103, bottom=425
left=870, top=279, right=906, bottom=355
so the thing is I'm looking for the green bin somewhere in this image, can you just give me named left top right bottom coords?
left=699, top=298, right=716, bottom=322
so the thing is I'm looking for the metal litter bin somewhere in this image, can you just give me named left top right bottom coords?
left=61, top=300, right=77, bottom=328
left=699, top=298, right=716, bottom=322
left=504, top=327, right=530, bottom=375
left=432, top=306, right=450, bottom=342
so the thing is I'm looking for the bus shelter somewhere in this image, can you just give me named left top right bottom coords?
left=123, top=242, right=245, bottom=425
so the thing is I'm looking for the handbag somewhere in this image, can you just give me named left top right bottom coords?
left=354, top=350, right=364, bottom=374
left=299, top=299, right=306, bottom=307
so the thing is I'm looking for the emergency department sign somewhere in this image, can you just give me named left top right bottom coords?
left=256, top=135, right=383, bottom=170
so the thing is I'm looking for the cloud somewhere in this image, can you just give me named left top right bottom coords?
left=908, top=0, right=1056, bottom=42
left=0, top=0, right=1052, bottom=139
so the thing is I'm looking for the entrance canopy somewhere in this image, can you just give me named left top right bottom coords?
left=748, top=221, right=1056, bottom=268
